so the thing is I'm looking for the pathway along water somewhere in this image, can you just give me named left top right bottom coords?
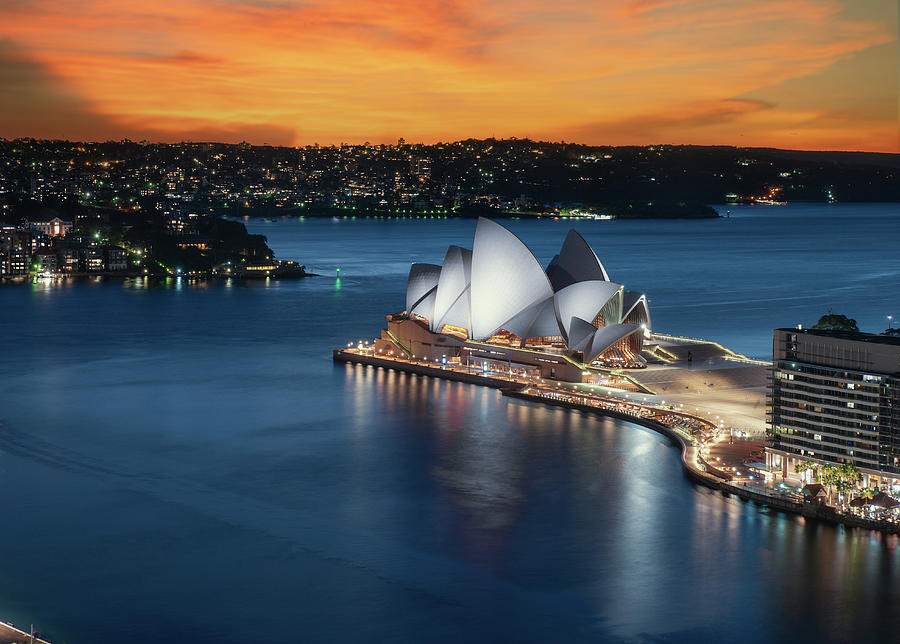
left=335, top=347, right=900, bottom=536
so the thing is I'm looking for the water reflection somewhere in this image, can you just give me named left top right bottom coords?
left=5, top=210, right=900, bottom=642
left=341, top=362, right=900, bottom=642
left=346, top=365, right=528, bottom=565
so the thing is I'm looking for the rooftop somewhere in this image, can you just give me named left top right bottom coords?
left=777, top=327, right=900, bottom=347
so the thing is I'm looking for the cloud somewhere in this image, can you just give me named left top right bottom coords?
left=558, top=98, right=774, bottom=144
left=621, top=0, right=685, bottom=17
left=0, top=41, right=295, bottom=144
left=161, top=50, right=225, bottom=64
left=0, top=40, right=116, bottom=140
left=737, top=41, right=899, bottom=151
left=0, top=0, right=894, bottom=150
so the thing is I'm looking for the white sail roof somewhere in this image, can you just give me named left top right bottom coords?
left=470, top=218, right=554, bottom=340
left=622, top=291, right=651, bottom=328
left=553, top=280, right=622, bottom=342
left=567, top=316, right=598, bottom=353
left=409, top=287, right=437, bottom=321
left=431, top=245, right=472, bottom=332
left=500, top=295, right=559, bottom=341
left=406, top=263, right=441, bottom=314
left=546, top=229, right=609, bottom=291
left=583, top=323, right=642, bottom=364
left=403, top=219, right=650, bottom=362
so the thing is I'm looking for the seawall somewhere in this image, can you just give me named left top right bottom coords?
left=0, top=620, right=51, bottom=644
left=334, top=349, right=900, bottom=535
left=333, top=349, right=521, bottom=390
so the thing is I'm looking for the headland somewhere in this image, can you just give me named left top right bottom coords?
left=333, top=216, right=900, bottom=535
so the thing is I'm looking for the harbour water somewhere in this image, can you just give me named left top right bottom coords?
left=0, top=203, right=899, bottom=642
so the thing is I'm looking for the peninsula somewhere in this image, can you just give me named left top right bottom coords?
left=0, top=199, right=309, bottom=281
left=334, top=218, right=900, bottom=535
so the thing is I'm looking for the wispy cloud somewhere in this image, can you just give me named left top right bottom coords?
left=0, top=0, right=894, bottom=150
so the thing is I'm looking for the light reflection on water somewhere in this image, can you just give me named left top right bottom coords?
left=249, top=203, right=900, bottom=358
left=0, top=206, right=899, bottom=642
left=342, top=360, right=900, bottom=642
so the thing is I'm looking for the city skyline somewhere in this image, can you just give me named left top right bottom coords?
left=0, top=0, right=897, bottom=152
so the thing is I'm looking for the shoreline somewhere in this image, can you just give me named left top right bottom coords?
left=0, top=271, right=317, bottom=284
left=334, top=348, right=900, bottom=536
left=0, top=620, right=51, bottom=644
left=236, top=206, right=721, bottom=221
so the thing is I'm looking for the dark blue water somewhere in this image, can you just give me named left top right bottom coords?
left=255, top=202, right=900, bottom=359
left=0, top=204, right=899, bottom=643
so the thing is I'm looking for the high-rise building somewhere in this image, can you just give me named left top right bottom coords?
left=766, top=328, right=900, bottom=487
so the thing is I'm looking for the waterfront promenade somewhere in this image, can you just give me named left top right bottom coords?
left=0, top=621, right=50, bottom=644
left=333, top=346, right=743, bottom=486
left=335, top=346, right=900, bottom=535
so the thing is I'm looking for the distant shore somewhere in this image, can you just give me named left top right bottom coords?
left=233, top=202, right=721, bottom=221
left=1, top=270, right=316, bottom=284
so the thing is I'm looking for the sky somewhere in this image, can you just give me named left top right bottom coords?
left=0, top=0, right=896, bottom=151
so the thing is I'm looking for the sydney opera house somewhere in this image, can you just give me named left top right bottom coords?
left=372, top=218, right=652, bottom=382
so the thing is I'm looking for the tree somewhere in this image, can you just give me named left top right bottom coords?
left=815, top=463, right=839, bottom=504
left=837, top=463, right=862, bottom=486
left=811, top=313, right=859, bottom=332
left=833, top=477, right=854, bottom=501
left=794, top=460, right=819, bottom=479
left=818, top=463, right=863, bottom=505
left=883, top=327, right=900, bottom=336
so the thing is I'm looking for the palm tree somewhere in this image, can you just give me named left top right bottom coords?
left=819, top=463, right=863, bottom=506
left=794, top=459, right=819, bottom=482
left=838, top=463, right=862, bottom=486
left=818, top=464, right=839, bottom=504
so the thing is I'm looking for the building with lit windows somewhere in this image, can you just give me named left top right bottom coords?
left=33, top=249, right=58, bottom=274
left=372, top=218, right=652, bottom=381
left=0, top=228, right=32, bottom=276
left=25, top=214, right=73, bottom=237
left=766, top=328, right=900, bottom=488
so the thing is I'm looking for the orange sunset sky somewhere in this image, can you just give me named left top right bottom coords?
left=0, top=0, right=897, bottom=151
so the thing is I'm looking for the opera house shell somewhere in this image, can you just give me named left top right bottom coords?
left=405, top=217, right=651, bottom=365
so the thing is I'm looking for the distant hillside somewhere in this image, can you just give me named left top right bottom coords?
left=1, top=138, right=897, bottom=223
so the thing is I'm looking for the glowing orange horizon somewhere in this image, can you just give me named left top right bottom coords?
left=0, top=0, right=896, bottom=152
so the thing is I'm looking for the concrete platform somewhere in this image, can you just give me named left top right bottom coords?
left=0, top=621, right=50, bottom=644
left=625, top=356, right=769, bottom=438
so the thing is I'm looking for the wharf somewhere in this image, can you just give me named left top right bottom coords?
left=333, top=348, right=527, bottom=390
left=335, top=347, right=900, bottom=536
